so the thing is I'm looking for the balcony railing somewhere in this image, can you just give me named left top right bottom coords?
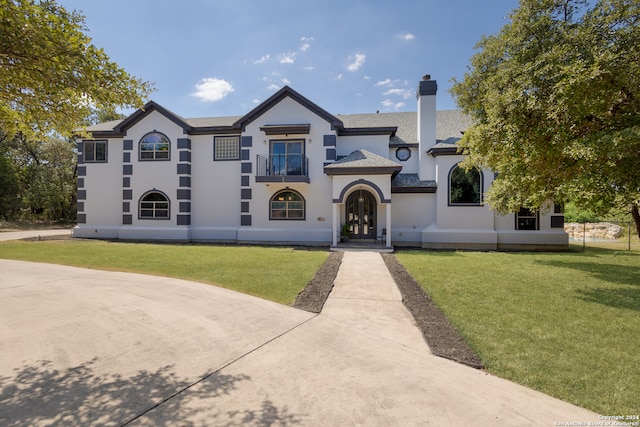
left=256, top=154, right=310, bottom=183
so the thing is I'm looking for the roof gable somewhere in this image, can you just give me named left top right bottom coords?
left=115, top=101, right=192, bottom=135
left=234, top=86, right=344, bottom=131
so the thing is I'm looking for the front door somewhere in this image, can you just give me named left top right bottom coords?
left=345, top=190, right=376, bottom=240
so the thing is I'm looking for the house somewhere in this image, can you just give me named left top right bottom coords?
left=74, top=76, right=568, bottom=250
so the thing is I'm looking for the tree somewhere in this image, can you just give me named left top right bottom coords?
left=450, top=0, right=640, bottom=237
left=1, top=129, right=81, bottom=221
left=0, top=0, right=153, bottom=140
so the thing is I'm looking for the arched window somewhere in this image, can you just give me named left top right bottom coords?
left=139, top=191, right=170, bottom=219
left=449, top=164, right=482, bottom=205
left=270, top=190, right=305, bottom=220
left=139, top=132, right=170, bottom=160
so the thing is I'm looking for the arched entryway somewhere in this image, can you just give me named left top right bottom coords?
left=345, top=189, right=376, bottom=240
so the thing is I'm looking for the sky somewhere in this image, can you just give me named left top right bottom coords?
left=58, top=0, right=520, bottom=119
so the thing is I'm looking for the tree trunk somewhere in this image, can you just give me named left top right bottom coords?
left=631, top=203, right=640, bottom=240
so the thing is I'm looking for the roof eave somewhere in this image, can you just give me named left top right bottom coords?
left=337, top=126, right=397, bottom=136
left=427, top=146, right=460, bottom=156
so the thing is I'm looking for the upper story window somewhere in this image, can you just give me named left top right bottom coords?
left=84, top=140, right=107, bottom=162
left=214, top=136, right=240, bottom=160
left=140, top=132, right=170, bottom=160
left=270, top=190, right=305, bottom=220
left=395, top=147, right=411, bottom=161
left=271, top=140, right=305, bottom=176
left=449, top=163, right=482, bottom=206
left=139, top=190, right=170, bottom=219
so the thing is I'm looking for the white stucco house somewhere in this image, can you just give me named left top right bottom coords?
left=73, top=76, right=568, bottom=250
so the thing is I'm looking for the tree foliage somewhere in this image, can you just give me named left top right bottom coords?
left=0, top=0, right=153, bottom=140
left=0, top=132, right=76, bottom=221
left=451, top=0, right=640, bottom=236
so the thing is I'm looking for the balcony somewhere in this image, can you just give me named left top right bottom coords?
left=256, top=154, right=310, bottom=183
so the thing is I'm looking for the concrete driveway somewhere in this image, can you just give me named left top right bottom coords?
left=0, top=239, right=600, bottom=425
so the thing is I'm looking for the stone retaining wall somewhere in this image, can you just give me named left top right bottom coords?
left=564, top=222, right=624, bottom=240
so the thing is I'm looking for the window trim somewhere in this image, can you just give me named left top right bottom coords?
left=139, top=131, right=171, bottom=161
left=138, top=190, right=170, bottom=220
left=448, top=163, right=483, bottom=206
left=515, top=208, right=539, bottom=230
left=83, top=140, right=107, bottom=163
left=269, top=189, right=305, bottom=221
left=269, top=139, right=306, bottom=176
left=395, top=147, right=411, bottom=161
left=214, top=135, right=240, bottom=161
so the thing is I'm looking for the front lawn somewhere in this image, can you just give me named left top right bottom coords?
left=0, top=239, right=328, bottom=305
left=395, top=248, right=640, bottom=415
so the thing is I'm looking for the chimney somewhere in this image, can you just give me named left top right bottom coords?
left=417, top=75, right=437, bottom=179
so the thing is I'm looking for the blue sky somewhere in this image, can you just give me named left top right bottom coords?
left=58, top=0, right=519, bottom=118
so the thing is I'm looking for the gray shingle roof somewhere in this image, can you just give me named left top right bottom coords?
left=327, top=149, right=402, bottom=168
left=339, top=110, right=471, bottom=147
left=324, top=149, right=403, bottom=176
left=391, top=173, right=437, bottom=193
left=184, top=116, right=242, bottom=127
left=82, top=99, right=472, bottom=150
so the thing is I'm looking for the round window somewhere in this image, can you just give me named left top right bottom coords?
left=395, top=147, right=411, bottom=161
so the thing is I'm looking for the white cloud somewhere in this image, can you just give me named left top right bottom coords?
left=303, top=66, right=315, bottom=71
left=254, top=54, right=270, bottom=64
left=282, top=78, right=291, bottom=85
left=398, top=33, right=415, bottom=41
left=277, top=52, right=296, bottom=64
left=301, top=36, right=315, bottom=42
left=336, top=73, right=343, bottom=80
left=252, top=99, right=261, bottom=104
left=266, top=84, right=280, bottom=91
left=375, top=78, right=393, bottom=87
left=300, top=43, right=310, bottom=52
left=192, top=77, right=234, bottom=102
left=364, top=75, right=371, bottom=81
left=346, top=53, right=366, bottom=72
left=381, top=99, right=405, bottom=110
left=383, top=88, right=412, bottom=99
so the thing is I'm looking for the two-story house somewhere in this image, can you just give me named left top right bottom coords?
left=74, top=76, right=568, bottom=250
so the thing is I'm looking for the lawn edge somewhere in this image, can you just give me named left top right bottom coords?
left=382, top=253, right=484, bottom=369
left=293, top=251, right=343, bottom=313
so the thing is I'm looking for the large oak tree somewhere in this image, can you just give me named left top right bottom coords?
left=451, top=0, right=640, bottom=237
left=0, top=0, right=153, bottom=140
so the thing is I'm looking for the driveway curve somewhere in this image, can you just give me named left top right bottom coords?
left=0, top=250, right=600, bottom=426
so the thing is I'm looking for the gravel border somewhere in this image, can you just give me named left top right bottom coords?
left=294, top=250, right=483, bottom=369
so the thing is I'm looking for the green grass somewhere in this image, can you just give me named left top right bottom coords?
left=0, top=239, right=328, bottom=305
left=395, top=248, right=640, bottom=415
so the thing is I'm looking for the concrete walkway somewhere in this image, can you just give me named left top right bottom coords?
left=0, top=228, right=71, bottom=241
left=0, top=242, right=600, bottom=425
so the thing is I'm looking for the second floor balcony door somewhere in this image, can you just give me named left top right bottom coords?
left=272, top=140, right=303, bottom=176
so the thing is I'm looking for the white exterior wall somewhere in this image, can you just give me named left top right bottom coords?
left=389, top=147, right=419, bottom=174
left=421, top=154, right=497, bottom=249
left=117, top=111, right=188, bottom=240
left=189, top=134, right=240, bottom=241
left=74, top=86, right=567, bottom=250
left=391, top=193, right=436, bottom=245
left=417, top=88, right=437, bottom=181
left=338, top=135, right=389, bottom=158
left=495, top=210, right=568, bottom=249
left=237, top=97, right=334, bottom=244
left=74, top=138, right=123, bottom=238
